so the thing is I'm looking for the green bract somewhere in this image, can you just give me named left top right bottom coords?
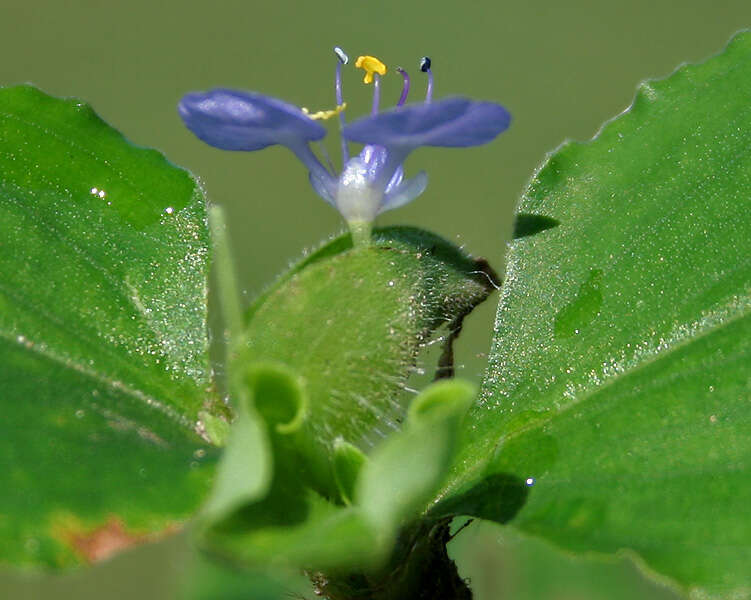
left=240, top=226, right=497, bottom=497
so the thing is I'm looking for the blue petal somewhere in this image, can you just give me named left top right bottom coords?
left=384, top=165, right=404, bottom=194
left=357, top=145, right=404, bottom=191
left=179, top=89, right=326, bottom=151
left=309, top=170, right=336, bottom=206
left=379, top=171, right=428, bottom=214
left=359, top=144, right=388, bottom=181
left=342, top=97, right=511, bottom=150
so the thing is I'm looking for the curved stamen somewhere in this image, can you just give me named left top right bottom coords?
left=420, top=56, right=433, bottom=103
left=372, top=73, right=381, bottom=115
left=334, top=46, right=349, bottom=164
left=396, top=67, right=410, bottom=107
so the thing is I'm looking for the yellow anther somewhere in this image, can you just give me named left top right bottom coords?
left=355, top=55, right=387, bottom=84
left=301, top=103, right=348, bottom=121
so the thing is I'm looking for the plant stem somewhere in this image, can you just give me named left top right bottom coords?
left=349, top=221, right=373, bottom=247
left=311, top=518, right=473, bottom=600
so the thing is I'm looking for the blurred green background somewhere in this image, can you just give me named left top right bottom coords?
left=1, top=1, right=748, bottom=598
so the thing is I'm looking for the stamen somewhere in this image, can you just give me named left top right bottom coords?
left=301, top=103, right=347, bottom=121
left=396, top=67, right=410, bottom=107
left=334, top=46, right=349, bottom=65
left=372, top=74, right=381, bottom=115
left=420, top=56, right=433, bottom=103
left=334, top=46, right=350, bottom=164
left=355, top=55, right=387, bottom=84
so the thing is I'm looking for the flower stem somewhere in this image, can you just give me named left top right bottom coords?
left=349, top=221, right=373, bottom=247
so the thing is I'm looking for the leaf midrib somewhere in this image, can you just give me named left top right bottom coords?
left=0, top=327, right=193, bottom=429
left=0, top=194, right=198, bottom=410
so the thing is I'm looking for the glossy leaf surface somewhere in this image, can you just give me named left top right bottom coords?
left=449, top=32, right=751, bottom=598
left=0, top=86, right=219, bottom=568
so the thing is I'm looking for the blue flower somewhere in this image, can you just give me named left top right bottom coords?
left=179, top=49, right=511, bottom=245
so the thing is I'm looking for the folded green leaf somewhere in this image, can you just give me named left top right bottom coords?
left=246, top=362, right=308, bottom=435
left=200, top=363, right=308, bottom=525
left=199, top=408, right=270, bottom=526
left=333, top=438, right=367, bottom=506
left=200, top=379, right=477, bottom=577
left=357, top=380, right=476, bottom=539
left=448, top=31, right=751, bottom=598
left=206, top=492, right=378, bottom=571
left=0, top=86, right=220, bottom=568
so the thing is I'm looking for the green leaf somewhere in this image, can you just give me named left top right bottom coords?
left=332, top=438, right=367, bottom=506
left=243, top=226, right=497, bottom=496
left=206, top=491, right=378, bottom=572
left=357, top=380, right=476, bottom=538
left=451, top=522, right=683, bottom=600
left=0, top=85, right=219, bottom=568
left=448, top=32, right=751, bottom=598
left=201, top=380, right=476, bottom=574
left=199, top=408, right=269, bottom=526
left=200, top=363, right=307, bottom=526
left=200, top=362, right=377, bottom=571
left=180, top=549, right=313, bottom=600
left=429, top=473, right=530, bottom=525
left=202, top=381, right=375, bottom=571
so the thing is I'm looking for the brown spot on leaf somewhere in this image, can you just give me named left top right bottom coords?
left=64, top=516, right=178, bottom=564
